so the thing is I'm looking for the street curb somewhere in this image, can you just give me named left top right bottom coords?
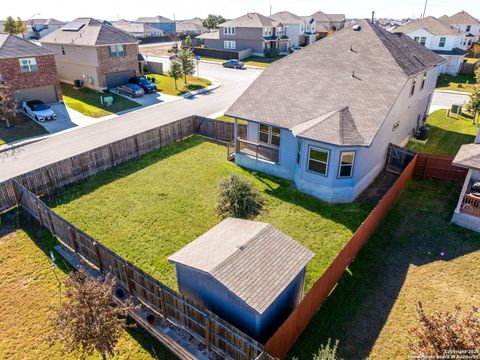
left=435, top=89, right=472, bottom=95
left=0, top=134, right=50, bottom=154
left=182, top=80, right=222, bottom=98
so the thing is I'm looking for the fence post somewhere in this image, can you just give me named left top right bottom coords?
left=109, top=144, right=116, bottom=166
left=204, top=316, right=211, bottom=351
left=46, top=210, right=56, bottom=237
left=245, top=344, right=252, bottom=360
left=134, top=135, right=140, bottom=157
left=93, top=242, right=103, bottom=272
left=123, top=263, right=133, bottom=295
left=422, top=157, right=430, bottom=180
left=34, top=198, right=43, bottom=226
left=159, top=288, right=168, bottom=320
left=69, top=226, right=79, bottom=254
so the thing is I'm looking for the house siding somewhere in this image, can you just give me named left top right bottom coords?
left=96, top=44, right=139, bottom=89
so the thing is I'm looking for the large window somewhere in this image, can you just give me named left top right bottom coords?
left=421, top=72, right=427, bottom=89
left=224, top=40, right=236, bottom=50
left=19, top=58, right=38, bottom=73
left=410, top=77, right=417, bottom=96
left=439, top=37, right=446, bottom=48
left=263, top=27, right=273, bottom=36
left=110, top=45, right=126, bottom=57
left=307, top=147, right=329, bottom=176
left=338, top=151, right=355, bottom=178
left=223, top=26, right=235, bottom=35
left=259, top=124, right=280, bottom=146
left=466, top=25, right=471, bottom=32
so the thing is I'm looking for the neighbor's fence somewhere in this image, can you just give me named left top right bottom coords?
left=0, top=116, right=245, bottom=213
left=264, top=154, right=419, bottom=358
left=413, top=153, right=467, bottom=182
left=12, top=180, right=266, bottom=360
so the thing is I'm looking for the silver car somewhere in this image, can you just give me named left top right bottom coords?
left=22, top=100, right=56, bottom=121
left=222, top=59, right=245, bottom=69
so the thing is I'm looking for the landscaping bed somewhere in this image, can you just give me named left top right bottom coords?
left=0, top=113, right=48, bottom=145
left=147, top=74, right=211, bottom=96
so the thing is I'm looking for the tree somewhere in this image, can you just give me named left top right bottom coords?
left=14, top=18, right=26, bottom=35
left=184, top=35, right=192, bottom=47
left=178, top=47, right=195, bottom=83
left=475, top=66, right=480, bottom=85
left=0, top=82, right=17, bottom=128
left=312, top=339, right=340, bottom=360
left=465, top=88, right=480, bottom=124
left=48, top=269, right=137, bottom=359
left=169, top=60, right=183, bottom=89
left=409, top=302, right=480, bottom=357
left=3, top=16, right=17, bottom=34
left=202, top=14, right=226, bottom=30
left=215, top=173, right=265, bottom=219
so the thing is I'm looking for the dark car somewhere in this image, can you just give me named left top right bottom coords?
left=116, top=83, right=145, bottom=98
left=222, top=59, right=245, bottom=69
left=129, top=76, right=157, bottom=93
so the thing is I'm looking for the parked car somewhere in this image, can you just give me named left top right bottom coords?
left=22, top=100, right=56, bottom=121
left=116, top=84, right=145, bottom=98
left=129, top=76, right=157, bottom=94
left=222, top=59, right=245, bottom=69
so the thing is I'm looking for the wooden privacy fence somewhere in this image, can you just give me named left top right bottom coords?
left=0, top=116, right=245, bottom=213
left=264, top=155, right=419, bottom=358
left=413, top=153, right=467, bottom=182
left=12, top=180, right=266, bottom=360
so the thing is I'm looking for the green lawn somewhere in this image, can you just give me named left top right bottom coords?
left=61, top=83, right=141, bottom=118
left=406, top=109, right=479, bottom=155
left=215, top=115, right=247, bottom=125
left=435, top=73, right=477, bottom=93
left=0, top=113, right=48, bottom=145
left=49, top=136, right=372, bottom=291
left=199, top=55, right=284, bottom=68
left=146, top=74, right=211, bottom=96
left=288, top=180, right=480, bottom=359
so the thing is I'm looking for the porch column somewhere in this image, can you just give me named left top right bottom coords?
left=233, top=118, right=238, bottom=154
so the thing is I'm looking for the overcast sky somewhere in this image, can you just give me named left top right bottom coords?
left=2, top=0, right=479, bottom=22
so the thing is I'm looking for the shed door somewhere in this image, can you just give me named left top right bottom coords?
left=105, top=70, right=135, bottom=89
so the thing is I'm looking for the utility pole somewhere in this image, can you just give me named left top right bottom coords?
left=371, top=11, right=375, bottom=24
left=422, top=0, right=428, bottom=18
left=270, top=5, right=272, bottom=16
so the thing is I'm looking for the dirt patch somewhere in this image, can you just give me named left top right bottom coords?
left=356, top=170, right=400, bottom=204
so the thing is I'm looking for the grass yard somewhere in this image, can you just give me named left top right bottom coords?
left=61, top=83, right=141, bottom=118
left=215, top=115, right=247, bottom=125
left=0, top=215, right=175, bottom=360
left=199, top=55, right=284, bottom=68
left=0, top=113, right=47, bottom=145
left=147, top=74, right=211, bottom=96
left=49, top=136, right=372, bottom=291
left=435, top=73, right=477, bottom=93
left=288, top=180, right=480, bottom=359
left=406, top=109, right=479, bottom=155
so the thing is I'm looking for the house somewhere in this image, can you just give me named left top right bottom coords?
left=270, top=11, right=316, bottom=48
left=196, top=12, right=289, bottom=56
left=310, top=11, right=346, bottom=37
left=396, top=16, right=469, bottom=76
left=112, top=20, right=164, bottom=38
left=0, top=33, right=62, bottom=105
left=439, top=10, right=480, bottom=45
left=135, top=16, right=176, bottom=34
left=451, top=131, right=480, bottom=233
left=176, top=18, right=207, bottom=36
left=40, top=18, right=141, bottom=91
left=226, top=20, right=445, bottom=203
left=25, top=18, right=65, bottom=40
left=168, top=218, right=314, bottom=342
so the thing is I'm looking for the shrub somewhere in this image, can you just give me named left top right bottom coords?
left=264, top=47, right=279, bottom=58
left=312, top=339, right=340, bottom=360
left=215, top=173, right=264, bottom=219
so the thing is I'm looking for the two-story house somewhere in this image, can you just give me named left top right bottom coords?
left=440, top=10, right=480, bottom=46
left=136, top=16, right=176, bottom=34
left=396, top=16, right=467, bottom=75
left=112, top=20, right=164, bottom=38
left=225, top=20, right=445, bottom=203
left=197, top=13, right=289, bottom=56
left=0, top=33, right=62, bottom=105
left=25, top=18, right=65, bottom=40
left=310, top=11, right=346, bottom=38
left=270, top=11, right=316, bottom=48
left=40, top=18, right=141, bottom=91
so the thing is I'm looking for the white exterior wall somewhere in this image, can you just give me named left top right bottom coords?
left=285, top=24, right=301, bottom=48
left=451, top=23, right=480, bottom=42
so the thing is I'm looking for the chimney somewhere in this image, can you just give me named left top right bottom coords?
left=371, top=11, right=375, bottom=24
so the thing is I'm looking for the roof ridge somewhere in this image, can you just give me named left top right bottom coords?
left=291, top=107, right=346, bottom=136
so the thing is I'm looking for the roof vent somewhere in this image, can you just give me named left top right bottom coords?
left=352, top=25, right=361, bottom=31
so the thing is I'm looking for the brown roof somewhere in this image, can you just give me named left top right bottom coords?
left=453, top=143, right=480, bottom=170
left=444, top=11, right=480, bottom=25
left=0, top=33, right=53, bottom=59
left=136, top=16, right=173, bottom=23
left=112, top=21, right=162, bottom=35
left=221, top=13, right=278, bottom=28
left=226, top=20, right=445, bottom=146
left=196, top=31, right=219, bottom=40
left=168, top=218, right=313, bottom=314
left=270, top=11, right=304, bottom=25
left=396, top=16, right=461, bottom=36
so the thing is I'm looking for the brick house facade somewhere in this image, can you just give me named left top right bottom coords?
left=96, top=44, right=140, bottom=89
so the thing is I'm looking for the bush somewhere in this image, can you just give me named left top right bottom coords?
left=313, top=339, right=340, bottom=360
left=215, top=173, right=265, bottom=219
left=264, top=47, right=279, bottom=58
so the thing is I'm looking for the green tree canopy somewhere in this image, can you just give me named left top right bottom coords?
left=202, top=14, right=226, bottom=30
left=465, top=88, right=480, bottom=124
left=178, top=47, right=195, bottom=83
left=3, top=16, right=17, bottom=34
left=168, top=60, right=184, bottom=89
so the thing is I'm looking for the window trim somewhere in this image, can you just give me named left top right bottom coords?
left=19, top=57, right=38, bottom=73
left=421, top=72, right=427, bottom=90
left=109, top=44, right=126, bottom=57
left=410, top=77, right=417, bottom=97
left=306, top=145, right=330, bottom=177
left=223, top=40, right=236, bottom=50
left=337, top=151, right=356, bottom=179
left=223, top=26, right=235, bottom=35
left=438, top=37, right=446, bottom=48
left=258, top=124, right=281, bottom=147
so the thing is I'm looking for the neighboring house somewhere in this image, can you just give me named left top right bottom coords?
left=176, top=18, right=207, bottom=36
left=0, top=33, right=62, bottom=105
left=310, top=11, right=346, bottom=37
left=439, top=10, right=480, bottom=45
left=112, top=20, right=163, bottom=38
left=396, top=16, right=468, bottom=76
left=136, top=16, right=176, bottom=34
left=196, top=12, right=289, bottom=56
left=270, top=11, right=316, bottom=48
left=451, top=130, right=480, bottom=233
left=40, top=18, right=141, bottom=91
left=25, top=18, right=65, bottom=40
left=168, top=218, right=313, bottom=342
left=226, top=20, right=445, bottom=203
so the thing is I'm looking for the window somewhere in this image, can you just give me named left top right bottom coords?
left=296, top=141, right=302, bottom=165
left=263, top=27, right=273, bottom=36
left=223, top=26, right=235, bottom=35
left=439, top=37, right=446, bottom=48
left=307, top=147, right=329, bottom=176
left=19, top=58, right=38, bottom=73
left=410, top=77, right=416, bottom=96
left=413, top=36, right=419, bottom=42
left=466, top=25, right=471, bottom=32
left=61, top=44, right=66, bottom=55
left=338, top=151, right=355, bottom=178
left=109, top=45, right=126, bottom=57
left=258, top=124, right=281, bottom=146
left=420, top=37, right=426, bottom=46
left=224, top=40, right=236, bottom=50
left=421, top=72, right=427, bottom=89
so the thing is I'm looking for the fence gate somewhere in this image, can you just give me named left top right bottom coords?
left=386, top=143, right=416, bottom=174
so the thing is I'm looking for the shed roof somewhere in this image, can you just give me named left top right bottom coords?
left=168, top=218, right=313, bottom=314
left=0, top=33, right=53, bottom=59
left=453, top=143, right=480, bottom=171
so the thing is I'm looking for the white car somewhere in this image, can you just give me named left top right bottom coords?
left=22, top=100, right=56, bottom=121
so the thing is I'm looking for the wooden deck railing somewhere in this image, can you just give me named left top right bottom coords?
left=460, top=193, right=480, bottom=217
left=236, top=138, right=279, bottom=163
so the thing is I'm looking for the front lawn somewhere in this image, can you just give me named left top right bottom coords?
left=406, top=109, right=478, bottom=155
left=61, top=83, right=141, bottom=118
left=0, top=113, right=48, bottom=145
left=242, top=55, right=285, bottom=68
left=215, top=115, right=247, bottom=125
left=49, top=136, right=372, bottom=291
left=435, top=73, right=477, bottom=93
left=289, top=180, right=480, bottom=359
left=147, top=74, right=211, bottom=96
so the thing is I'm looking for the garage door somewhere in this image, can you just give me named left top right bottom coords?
left=15, top=85, right=58, bottom=107
left=105, top=70, right=136, bottom=89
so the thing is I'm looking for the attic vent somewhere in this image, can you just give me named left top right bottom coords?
left=352, top=25, right=361, bottom=31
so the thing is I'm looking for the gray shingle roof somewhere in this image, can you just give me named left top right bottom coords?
left=112, top=21, right=162, bottom=35
left=168, top=218, right=313, bottom=314
left=396, top=16, right=461, bottom=36
left=196, top=31, right=219, bottom=40
left=0, top=33, right=53, bottom=59
left=226, top=20, right=445, bottom=146
left=270, top=11, right=304, bottom=25
left=444, top=11, right=480, bottom=25
left=453, top=143, right=480, bottom=170
left=221, top=13, right=278, bottom=28
left=41, top=18, right=138, bottom=46
left=136, top=16, right=173, bottom=23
